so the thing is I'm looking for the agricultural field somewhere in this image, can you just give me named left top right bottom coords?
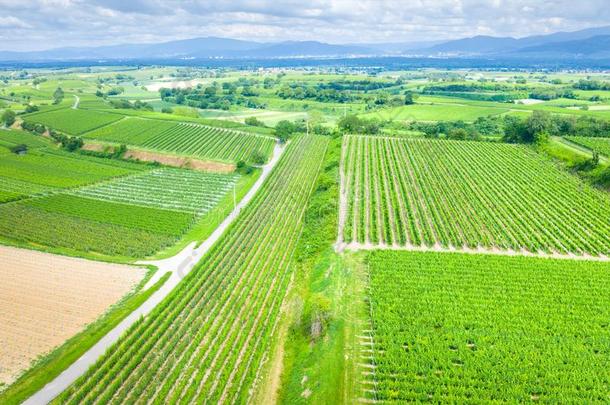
left=0, top=245, right=146, bottom=388
left=0, top=168, right=239, bottom=258
left=339, top=136, right=610, bottom=256
left=566, top=135, right=610, bottom=157
left=56, top=135, right=328, bottom=404
left=0, top=148, right=142, bottom=203
left=361, top=103, right=509, bottom=122
left=141, top=123, right=277, bottom=163
left=23, top=108, right=122, bottom=135
left=365, top=250, right=610, bottom=402
left=83, top=117, right=177, bottom=144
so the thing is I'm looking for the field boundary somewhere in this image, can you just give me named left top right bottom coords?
left=340, top=242, right=610, bottom=262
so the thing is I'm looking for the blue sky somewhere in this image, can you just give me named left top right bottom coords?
left=1, top=0, right=609, bottom=51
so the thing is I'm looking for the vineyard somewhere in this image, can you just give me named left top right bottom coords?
left=73, top=168, right=238, bottom=215
left=566, top=135, right=610, bottom=156
left=56, top=135, right=328, bottom=404
left=0, top=149, right=142, bottom=203
left=365, top=250, right=610, bottom=402
left=0, top=167, right=239, bottom=257
left=83, top=117, right=176, bottom=144
left=340, top=135, right=610, bottom=256
left=141, top=123, right=276, bottom=162
left=23, top=108, right=122, bottom=135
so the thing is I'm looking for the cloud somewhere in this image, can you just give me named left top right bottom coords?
left=0, top=16, right=31, bottom=29
left=0, top=0, right=608, bottom=51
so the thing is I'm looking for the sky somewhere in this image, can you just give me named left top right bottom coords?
left=1, top=0, right=609, bottom=51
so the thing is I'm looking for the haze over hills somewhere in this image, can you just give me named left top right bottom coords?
left=1, top=25, right=609, bottom=61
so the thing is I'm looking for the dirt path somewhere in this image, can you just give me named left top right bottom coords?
left=71, top=95, right=79, bottom=109
left=24, top=142, right=285, bottom=405
left=342, top=242, right=610, bottom=262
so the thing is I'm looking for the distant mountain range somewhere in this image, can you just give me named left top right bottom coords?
left=1, top=25, right=609, bottom=61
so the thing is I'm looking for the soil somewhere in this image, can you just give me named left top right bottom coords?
left=0, top=246, right=146, bottom=386
left=124, top=149, right=235, bottom=173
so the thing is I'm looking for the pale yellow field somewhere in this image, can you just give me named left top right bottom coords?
left=0, top=246, right=146, bottom=386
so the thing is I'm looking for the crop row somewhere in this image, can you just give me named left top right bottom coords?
left=23, top=108, right=122, bottom=135
left=566, top=135, right=610, bottom=157
left=365, top=250, right=610, bottom=402
left=73, top=168, right=238, bottom=215
left=0, top=204, right=173, bottom=257
left=83, top=117, right=176, bottom=144
left=56, top=135, right=328, bottom=404
left=341, top=135, right=610, bottom=256
left=142, top=123, right=276, bottom=163
left=25, top=194, right=193, bottom=236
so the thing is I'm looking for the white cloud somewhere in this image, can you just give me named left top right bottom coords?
left=0, top=0, right=608, bottom=51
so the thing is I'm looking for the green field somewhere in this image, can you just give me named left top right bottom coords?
left=141, top=123, right=277, bottom=162
left=566, top=136, right=610, bottom=157
left=83, top=117, right=177, bottom=144
left=24, top=108, right=122, bottom=134
left=366, top=250, right=610, bottom=402
left=341, top=136, right=610, bottom=255
left=56, top=135, right=328, bottom=404
left=361, top=103, right=509, bottom=122
left=73, top=168, right=239, bottom=215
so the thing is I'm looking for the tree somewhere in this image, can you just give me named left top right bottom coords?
left=53, top=87, right=64, bottom=104
left=447, top=128, right=468, bottom=141
left=404, top=91, right=415, bottom=105
left=275, top=120, right=297, bottom=143
left=1, top=109, right=16, bottom=126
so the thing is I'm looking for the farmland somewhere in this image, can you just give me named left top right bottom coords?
left=83, top=117, right=176, bottom=144
left=365, top=251, right=610, bottom=402
left=0, top=167, right=240, bottom=258
left=339, top=135, right=610, bottom=256
left=141, top=123, right=276, bottom=163
left=566, top=135, right=610, bottom=157
left=2, top=63, right=610, bottom=405
left=23, top=108, right=122, bottom=135
left=56, top=135, right=328, bottom=404
left=0, top=245, right=146, bottom=387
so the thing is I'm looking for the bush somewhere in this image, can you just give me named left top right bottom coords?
left=10, top=144, right=27, bottom=154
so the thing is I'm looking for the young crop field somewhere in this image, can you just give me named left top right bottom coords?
left=0, top=167, right=239, bottom=257
left=0, top=245, right=146, bottom=388
left=57, top=135, right=328, bottom=404
left=566, top=135, right=610, bottom=156
left=339, top=135, right=610, bottom=256
left=141, top=123, right=277, bottom=163
left=73, top=168, right=239, bottom=215
left=364, top=250, right=610, bottom=402
left=0, top=149, right=142, bottom=202
left=83, top=117, right=177, bottom=144
left=0, top=129, right=49, bottom=149
left=23, top=108, right=122, bottom=135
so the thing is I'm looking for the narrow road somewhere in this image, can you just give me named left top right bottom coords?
left=71, top=95, right=79, bottom=109
left=24, top=142, right=285, bottom=405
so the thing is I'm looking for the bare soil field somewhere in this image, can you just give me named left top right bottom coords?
left=124, top=149, right=236, bottom=173
left=0, top=246, right=146, bottom=387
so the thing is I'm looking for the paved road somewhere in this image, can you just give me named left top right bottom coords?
left=24, top=142, right=285, bottom=405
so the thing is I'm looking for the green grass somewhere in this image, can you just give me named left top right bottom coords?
left=0, top=271, right=170, bottom=405
left=366, top=250, right=610, bottom=402
left=24, top=108, right=123, bottom=135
